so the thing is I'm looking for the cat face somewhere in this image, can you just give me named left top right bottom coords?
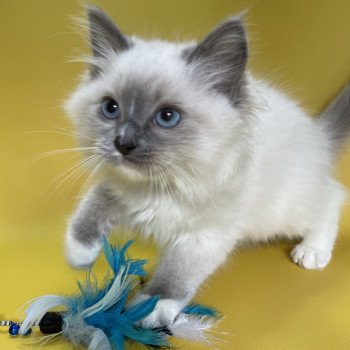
left=66, top=6, right=251, bottom=186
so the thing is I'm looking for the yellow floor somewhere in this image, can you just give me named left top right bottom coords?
left=1, top=1, right=350, bottom=349
left=1, top=220, right=350, bottom=350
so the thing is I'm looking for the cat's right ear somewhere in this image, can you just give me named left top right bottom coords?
left=86, top=5, right=130, bottom=75
left=184, top=17, right=248, bottom=103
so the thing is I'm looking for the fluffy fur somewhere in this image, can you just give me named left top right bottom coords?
left=65, top=5, right=350, bottom=328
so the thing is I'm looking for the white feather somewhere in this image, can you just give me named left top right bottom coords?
left=170, top=314, right=220, bottom=344
left=81, top=265, right=132, bottom=318
left=88, top=329, right=111, bottom=350
left=19, top=295, right=69, bottom=335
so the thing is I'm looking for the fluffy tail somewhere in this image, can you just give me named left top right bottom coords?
left=319, top=84, right=350, bottom=153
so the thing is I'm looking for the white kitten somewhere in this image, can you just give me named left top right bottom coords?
left=64, top=6, right=350, bottom=327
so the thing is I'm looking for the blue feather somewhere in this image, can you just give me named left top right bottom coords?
left=61, top=240, right=171, bottom=349
left=183, top=304, right=219, bottom=318
left=20, top=239, right=219, bottom=349
left=102, top=238, right=147, bottom=277
left=123, top=295, right=160, bottom=323
left=110, top=330, right=125, bottom=350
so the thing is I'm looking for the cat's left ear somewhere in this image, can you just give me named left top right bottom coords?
left=184, top=17, right=248, bottom=102
left=87, top=5, right=130, bottom=75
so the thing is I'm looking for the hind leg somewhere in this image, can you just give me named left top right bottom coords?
left=291, top=183, right=345, bottom=270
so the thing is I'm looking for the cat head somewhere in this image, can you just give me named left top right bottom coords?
left=66, top=5, right=252, bottom=192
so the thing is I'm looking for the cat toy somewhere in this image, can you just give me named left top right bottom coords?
left=1, top=239, right=220, bottom=349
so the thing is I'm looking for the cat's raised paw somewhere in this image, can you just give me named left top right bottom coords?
left=65, top=228, right=101, bottom=269
left=290, top=244, right=332, bottom=270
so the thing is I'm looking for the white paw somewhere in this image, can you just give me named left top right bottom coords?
left=291, top=244, right=332, bottom=270
left=65, top=228, right=101, bottom=269
left=133, top=294, right=184, bottom=328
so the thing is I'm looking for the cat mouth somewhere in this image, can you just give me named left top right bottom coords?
left=96, top=146, right=155, bottom=177
left=104, top=151, right=149, bottom=172
left=119, top=156, right=142, bottom=169
left=111, top=154, right=157, bottom=182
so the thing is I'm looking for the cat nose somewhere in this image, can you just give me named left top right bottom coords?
left=114, top=122, right=139, bottom=155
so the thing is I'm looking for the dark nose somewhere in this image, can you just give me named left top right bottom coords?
left=114, top=121, right=139, bottom=155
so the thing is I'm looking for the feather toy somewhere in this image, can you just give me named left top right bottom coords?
left=2, top=239, right=220, bottom=349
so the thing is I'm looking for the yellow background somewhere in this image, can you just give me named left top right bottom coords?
left=1, top=0, right=350, bottom=349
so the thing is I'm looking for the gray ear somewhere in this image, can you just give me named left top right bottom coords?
left=185, top=17, right=248, bottom=102
left=87, top=5, right=130, bottom=73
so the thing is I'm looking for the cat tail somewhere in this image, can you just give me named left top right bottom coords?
left=319, top=83, right=350, bottom=154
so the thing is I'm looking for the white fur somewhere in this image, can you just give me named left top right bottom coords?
left=291, top=244, right=332, bottom=269
left=65, top=227, right=102, bottom=269
left=133, top=293, right=185, bottom=328
left=65, top=36, right=347, bottom=326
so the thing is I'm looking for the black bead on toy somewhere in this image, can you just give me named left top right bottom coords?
left=39, top=312, right=63, bottom=334
left=0, top=312, right=62, bottom=337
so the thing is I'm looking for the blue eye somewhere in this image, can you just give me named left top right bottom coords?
left=155, top=107, right=181, bottom=128
left=101, top=99, right=120, bottom=119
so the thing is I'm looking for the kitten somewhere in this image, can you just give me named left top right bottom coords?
left=65, top=5, right=350, bottom=327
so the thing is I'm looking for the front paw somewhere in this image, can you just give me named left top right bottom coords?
left=290, top=244, right=332, bottom=270
left=133, top=294, right=185, bottom=328
left=65, top=227, right=101, bottom=269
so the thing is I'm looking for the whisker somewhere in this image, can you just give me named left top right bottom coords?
left=41, top=154, right=101, bottom=204
left=159, top=165, right=180, bottom=209
left=22, top=130, right=95, bottom=142
left=159, top=157, right=218, bottom=215
left=62, top=155, right=103, bottom=199
left=78, top=158, right=104, bottom=199
left=25, top=146, right=98, bottom=166
left=148, top=167, right=156, bottom=205
left=52, top=154, right=101, bottom=194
